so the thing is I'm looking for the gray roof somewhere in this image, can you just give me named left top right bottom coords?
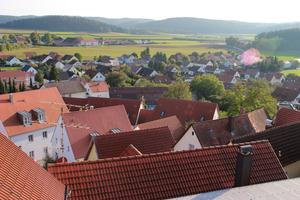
left=42, top=80, right=85, bottom=95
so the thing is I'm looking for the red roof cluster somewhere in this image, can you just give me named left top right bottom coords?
left=87, top=81, right=108, bottom=93
left=48, top=140, right=287, bottom=200
left=0, top=132, right=66, bottom=199
left=273, top=108, right=300, bottom=127
left=23, top=52, right=37, bottom=59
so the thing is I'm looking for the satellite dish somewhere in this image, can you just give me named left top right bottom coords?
left=56, top=157, right=67, bottom=163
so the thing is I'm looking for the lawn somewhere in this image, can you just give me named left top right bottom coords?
left=0, top=66, right=22, bottom=71
left=282, top=69, right=300, bottom=76
left=2, top=42, right=244, bottom=61
left=260, top=50, right=300, bottom=61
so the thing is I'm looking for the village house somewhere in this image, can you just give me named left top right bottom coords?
left=166, top=65, right=178, bottom=73
left=60, top=54, right=78, bottom=63
left=223, top=69, right=240, bottom=78
left=84, top=39, right=99, bottom=46
left=84, top=81, right=109, bottom=98
left=41, top=80, right=86, bottom=98
left=132, top=58, right=148, bottom=66
left=204, top=66, right=221, bottom=74
left=23, top=52, right=37, bottom=59
left=96, top=65, right=112, bottom=75
left=48, top=140, right=287, bottom=199
left=0, top=133, right=66, bottom=199
left=137, top=67, right=158, bottom=77
left=282, top=81, right=300, bottom=91
left=0, top=88, right=69, bottom=164
left=272, top=87, right=300, bottom=104
left=36, top=54, right=52, bottom=64
left=0, top=70, right=34, bottom=87
left=245, top=69, right=260, bottom=79
left=58, top=71, right=78, bottom=82
left=51, top=105, right=133, bottom=162
left=139, top=39, right=151, bottom=44
left=193, top=59, right=214, bottom=68
left=130, top=65, right=142, bottom=74
left=85, top=69, right=105, bottom=81
left=6, top=56, right=21, bottom=66
left=122, top=54, right=135, bottom=63
left=216, top=74, right=237, bottom=83
left=180, top=61, right=193, bottom=68
left=21, top=64, right=38, bottom=74
left=45, top=59, right=65, bottom=70
left=57, top=37, right=81, bottom=47
left=139, top=75, right=172, bottom=85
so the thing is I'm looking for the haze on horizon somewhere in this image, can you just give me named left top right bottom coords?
left=1, top=0, right=300, bottom=24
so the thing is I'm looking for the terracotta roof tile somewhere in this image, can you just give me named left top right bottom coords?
left=64, top=105, right=132, bottom=159
left=119, top=144, right=142, bottom=157
left=0, top=133, right=65, bottom=199
left=282, top=81, right=300, bottom=91
left=90, top=126, right=175, bottom=159
left=141, top=75, right=172, bottom=85
left=48, top=140, right=287, bottom=199
left=137, top=109, right=154, bottom=124
left=87, top=81, right=108, bottom=93
left=271, top=87, right=300, bottom=102
left=245, top=69, right=259, bottom=76
left=42, top=80, right=86, bottom=95
left=136, top=116, right=185, bottom=142
left=23, top=52, right=37, bottom=59
left=0, top=88, right=69, bottom=137
left=152, top=98, right=219, bottom=126
left=62, top=97, right=142, bottom=125
left=273, top=108, right=300, bottom=127
left=84, top=69, right=99, bottom=79
left=231, top=120, right=300, bottom=166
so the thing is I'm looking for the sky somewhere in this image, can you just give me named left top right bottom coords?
left=1, top=0, right=300, bottom=24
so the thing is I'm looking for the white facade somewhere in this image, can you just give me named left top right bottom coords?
left=92, top=72, right=105, bottom=82
left=6, top=57, right=21, bottom=66
left=55, top=61, right=65, bottom=70
left=40, top=56, right=52, bottom=64
left=149, top=70, right=158, bottom=77
left=173, top=127, right=202, bottom=151
left=284, top=61, right=291, bottom=68
left=85, top=40, right=98, bottom=46
left=245, top=72, right=260, bottom=79
left=84, top=84, right=109, bottom=98
left=26, top=75, right=35, bottom=84
left=61, top=91, right=87, bottom=98
left=24, top=66, right=38, bottom=74
left=9, top=126, right=56, bottom=163
left=122, top=55, right=134, bottom=64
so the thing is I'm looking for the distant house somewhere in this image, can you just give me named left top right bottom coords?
left=132, top=59, right=148, bottom=66
left=84, top=39, right=98, bottom=46
left=180, top=61, right=193, bottom=68
left=282, top=81, right=300, bottom=91
left=139, top=39, right=151, bottom=44
left=59, top=71, right=78, bottom=82
left=85, top=69, right=105, bottom=81
left=166, top=65, right=178, bottom=73
left=284, top=61, right=292, bottom=68
left=245, top=69, right=260, bottom=79
left=217, top=75, right=237, bottom=83
left=41, top=80, right=86, bottom=98
left=122, top=54, right=135, bottom=63
left=130, top=65, right=142, bottom=74
left=137, top=67, right=158, bottom=77
left=0, top=70, right=33, bottom=87
left=23, top=52, right=37, bottom=59
left=21, top=65, right=37, bottom=74
left=96, top=65, right=112, bottom=75
left=223, top=69, right=240, bottom=78
left=271, top=87, right=300, bottom=104
left=258, top=72, right=277, bottom=84
left=140, top=75, right=172, bottom=85
left=45, top=59, right=64, bottom=70
left=162, top=70, right=177, bottom=80
left=6, top=56, right=21, bottom=66
left=194, top=60, right=213, bottom=68
left=84, top=81, right=109, bottom=97
left=61, top=54, right=78, bottom=63
left=204, top=66, right=221, bottom=74
left=36, top=54, right=52, bottom=64
left=58, top=37, right=81, bottom=47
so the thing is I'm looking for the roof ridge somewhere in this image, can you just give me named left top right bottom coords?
left=48, top=140, right=269, bottom=167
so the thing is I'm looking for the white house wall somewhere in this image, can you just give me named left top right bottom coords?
left=0, top=119, right=9, bottom=137
left=9, top=126, right=56, bottom=162
left=91, top=73, right=105, bottom=82
left=213, top=108, right=219, bottom=120
left=173, top=127, right=202, bottom=151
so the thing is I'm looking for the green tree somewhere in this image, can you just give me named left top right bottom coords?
left=43, top=153, right=56, bottom=170
left=93, top=56, right=97, bottom=61
left=42, top=32, right=54, bottom=46
left=0, top=44, right=6, bottom=52
left=163, top=82, right=192, bottom=100
left=122, top=65, right=131, bottom=74
left=0, top=78, right=6, bottom=94
left=190, top=74, right=225, bottom=101
left=35, top=69, right=44, bottom=84
left=105, top=72, right=126, bottom=87
left=49, top=63, right=59, bottom=82
left=9, top=34, right=17, bottom=40
left=12, top=79, right=18, bottom=93
left=148, top=60, right=155, bottom=69
left=190, top=52, right=199, bottom=59
left=22, top=82, right=26, bottom=91
left=134, top=79, right=152, bottom=87
left=74, top=52, right=83, bottom=62
left=182, top=56, right=190, bottom=62
left=8, top=77, right=12, bottom=93
left=225, top=36, right=239, bottom=46
left=29, top=31, right=40, bottom=45
left=131, top=52, right=138, bottom=59
left=2, top=34, right=9, bottom=40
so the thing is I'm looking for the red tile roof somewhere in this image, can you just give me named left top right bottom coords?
left=23, top=52, right=37, bottom=59
left=245, top=69, right=259, bottom=76
left=231, top=120, right=300, bottom=167
left=217, top=75, right=235, bottom=83
left=271, top=87, right=300, bottom=102
left=137, top=109, right=154, bottom=124
left=141, top=75, right=172, bottom=85
left=48, top=140, right=287, bottom=200
left=273, top=108, right=300, bottom=127
left=87, top=81, right=108, bottom=93
left=62, top=96, right=143, bottom=126
left=0, top=70, right=31, bottom=77
left=88, top=126, right=175, bottom=159
left=119, top=144, right=142, bottom=157
left=0, top=132, right=66, bottom=199
left=282, top=81, right=300, bottom=91
left=136, top=115, right=185, bottom=142
left=64, top=105, right=132, bottom=159
left=152, top=97, right=219, bottom=126
left=0, top=88, right=69, bottom=137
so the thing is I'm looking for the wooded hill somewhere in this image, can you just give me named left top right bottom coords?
left=0, top=16, right=129, bottom=33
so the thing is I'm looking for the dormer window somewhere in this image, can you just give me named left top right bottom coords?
left=33, top=108, right=46, bottom=123
left=200, top=117, right=204, bottom=121
left=18, top=111, right=32, bottom=127
left=185, top=118, right=189, bottom=123
left=161, top=111, right=165, bottom=116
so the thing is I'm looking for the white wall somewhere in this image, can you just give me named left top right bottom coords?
left=89, top=91, right=109, bottom=98
left=10, top=126, right=55, bottom=162
left=69, top=92, right=86, bottom=98
left=0, top=119, right=9, bottom=137
left=174, top=127, right=202, bottom=151
left=213, top=108, right=219, bottom=120
left=91, top=73, right=105, bottom=82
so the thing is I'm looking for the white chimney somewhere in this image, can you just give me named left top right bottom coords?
left=9, top=93, right=13, bottom=104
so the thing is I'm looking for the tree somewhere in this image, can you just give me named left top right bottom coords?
left=12, top=79, right=18, bottom=93
left=148, top=60, right=154, bottom=69
left=225, top=36, right=239, bottom=46
left=131, top=52, right=138, bottom=59
left=105, top=72, right=126, bottom=87
left=35, top=69, right=44, bottom=84
left=291, top=60, right=300, bottom=69
left=22, top=82, right=26, bottom=91
left=9, top=34, right=17, bottom=40
left=43, top=154, right=56, bottom=170
left=182, top=56, right=190, bottom=62
left=29, top=31, right=40, bottom=45
left=122, top=65, right=131, bottom=74
left=0, top=78, right=6, bottom=94
left=140, top=47, right=150, bottom=58
left=49, top=63, right=59, bottom=82
left=190, top=52, right=199, bottom=59
left=227, top=79, right=277, bottom=117
left=2, top=34, right=9, bottom=40
left=74, top=52, right=83, bottom=62
left=8, top=77, right=12, bottom=93
left=163, top=82, right=192, bottom=100
left=42, top=32, right=54, bottom=46
left=0, top=44, right=6, bottom=52
left=134, top=79, right=152, bottom=87
left=190, top=74, right=225, bottom=101
left=93, top=56, right=97, bottom=61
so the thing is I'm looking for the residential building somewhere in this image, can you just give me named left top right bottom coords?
left=84, top=39, right=99, bottom=46
left=122, top=54, right=135, bottom=63
left=216, top=74, right=237, bottom=83
left=85, top=69, right=105, bottom=81
left=271, top=87, right=300, bottom=104
left=137, top=67, right=158, bottom=77
left=61, top=54, right=78, bottom=63
left=84, top=81, right=109, bottom=98
left=245, top=69, right=260, bottom=79
left=21, top=64, right=37, bottom=74
left=204, top=66, right=221, bottom=74
left=0, top=70, right=33, bottom=87
left=57, top=37, right=81, bottom=47
left=6, top=56, right=21, bottom=66
left=193, top=60, right=213, bottom=68
left=51, top=105, right=133, bottom=162
left=96, top=65, right=112, bottom=75
left=0, top=88, right=69, bottom=163
left=166, top=65, right=178, bottom=73
left=272, top=107, right=300, bottom=127
left=36, top=54, right=52, bottom=64
left=140, top=75, right=172, bottom=85
left=41, top=80, right=86, bottom=98
left=23, top=52, right=37, bottom=59
left=282, top=81, right=300, bottom=91
left=130, top=65, right=142, bottom=74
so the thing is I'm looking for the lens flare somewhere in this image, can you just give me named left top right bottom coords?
left=241, top=48, right=261, bottom=65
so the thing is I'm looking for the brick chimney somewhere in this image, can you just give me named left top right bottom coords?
left=239, top=107, right=246, bottom=115
left=234, top=145, right=254, bottom=187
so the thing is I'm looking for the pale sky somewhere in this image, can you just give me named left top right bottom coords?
left=1, top=0, right=299, bottom=24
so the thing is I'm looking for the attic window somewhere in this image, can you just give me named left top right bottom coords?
left=90, top=132, right=100, bottom=137
left=200, top=117, right=204, bottom=121
left=32, top=108, right=46, bottom=123
left=185, top=118, right=189, bottom=123
left=111, top=128, right=122, bottom=133
left=127, top=113, right=130, bottom=117
left=18, top=111, right=32, bottom=127
left=161, top=111, right=165, bottom=116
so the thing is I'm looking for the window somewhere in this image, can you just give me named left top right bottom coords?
left=161, top=111, right=165, bottom=116
left=188, top=144, right=195, bottom=149
left=55, top=152, right=58, bottom=160
left=192, top=131, right=195, bottom=136
left=68, top=94, right=71, bottom=97
left=44, top=147, right=48, bottom=154
left=67, top=146, right=70, bottom=152
left=127, top=113, right=130, bottom=117
left=32, top=108, right=46, bottom=123
left=42, top=131, right=47, bottom=138
left=185, top=118, right=189, bottom=123
left=28, top=134, right=33, bottom=142
left=19, top=145, right=22, bottom=149
left=29, top=151, right=34, bottom=158
left=200, top=117, right=204, bottom=121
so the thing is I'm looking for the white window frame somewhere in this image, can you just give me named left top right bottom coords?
left=188, top=143, right=195, bottom=150
left=28, top=134, right=33, bottom=142
left=42, top=131, right=47, bottom=138
left=29, top=151, right=34, bottom=158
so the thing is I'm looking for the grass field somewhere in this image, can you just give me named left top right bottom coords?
left=0, top=66, right=23, bottom=71
left=282, top=69, right=300, bottom=76
left=260, top=50, right=300, bottom=61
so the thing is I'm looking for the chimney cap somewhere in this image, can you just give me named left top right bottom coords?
left=238, top=145, right=254, bottom=154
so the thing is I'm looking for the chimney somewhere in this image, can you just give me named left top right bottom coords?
left=9, top=93, right=13, bottom=104
left=234, top=145, right=254, bottom=187
left=228, top=116, right=234, bottom=133
left=239, top=107, right=246, bottom=115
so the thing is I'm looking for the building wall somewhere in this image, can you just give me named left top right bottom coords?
left=284, top=160, right=300, bottom=178
left=213, top=108, right=219, bottom=120
left=173, top=127, right=202, bottom=151
left=86, top=143, right=98, bottom=161
left=10, top=126, right=55, bottom=162
left=69, top=92, right=86, bottom=98
left=91, top=73, right=105, bottom=82
left=89, top=91, right=109, bottom=98
left=0, top=119, right=9, bottom=137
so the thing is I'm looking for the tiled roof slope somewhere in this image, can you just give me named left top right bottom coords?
left=152, top=97, right=218, bottom=126
left=282, top=81, right=300, bottom=91
left=0, top=88, right=69, bottom=137
left=273, top=108, right=300, bottom=127
left=231, top=120, right=300, bottom=166
left=62, top=97, right=142, bottom=126
left=119, top=144, right=142, bottom=157
left=189, top=108, right=268, bottom=147
left=271, top=87, right=300, bottom=102
left=42, top=80, right=86, bottom=95
left=136, top=116, right=185, bottom=142
left=64, top=105, right=132, bottom=159
left=48, top=140, right=287, bottom=200
left=87, top=81, right=108, bottom=93
left=137, top=109, right=154, bottom=124
left=91, top=126, right=175, bottom=159
left=0, top=132, right=65, bottom=199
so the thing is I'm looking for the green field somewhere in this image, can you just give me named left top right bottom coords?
left=260, top=50, right=300, bottom=61
left=282, top=69, right=300, bottom=76
left=0, top=66, right=22, bottom=71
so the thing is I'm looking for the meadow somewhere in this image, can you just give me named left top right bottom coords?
left=282, top=69, right=300, bottom=76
